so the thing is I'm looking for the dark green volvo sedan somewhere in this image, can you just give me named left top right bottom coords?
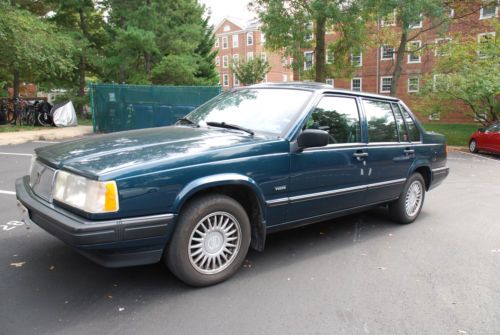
left=16, top=82, right=449, bottom=286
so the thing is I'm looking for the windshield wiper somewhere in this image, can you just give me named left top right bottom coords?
left=177, top=117, right=199, bottom=127
left=206, top=121, right=254, bottom=136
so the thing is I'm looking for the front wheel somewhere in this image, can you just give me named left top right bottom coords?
left=165, top=194, right=251, bottom=287
left=389, top=173, right=426, bottom=224
left=469, top=139, right=478, bottom=153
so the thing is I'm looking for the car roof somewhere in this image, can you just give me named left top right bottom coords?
left=249, top=82, right=400, bottom=102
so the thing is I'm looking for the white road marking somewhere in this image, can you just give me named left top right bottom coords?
left=32, top=140, right=59, bottom=144
left=0, top=152, right=33, bottom=157
left=0, top=190, right=16, bottom=195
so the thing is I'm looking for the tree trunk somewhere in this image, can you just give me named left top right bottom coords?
left=390, top=29, right=408, bottom=96
left=315, top=16, right=326, bottom=83
left=78, top=7, right=89, bottom=117
left=13, top=68, right=20, bottom=99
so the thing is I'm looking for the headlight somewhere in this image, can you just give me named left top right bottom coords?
left=53, top=171, right=119, bottom=213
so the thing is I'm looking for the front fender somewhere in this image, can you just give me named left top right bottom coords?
left=172, top=173, right=267, bottom=217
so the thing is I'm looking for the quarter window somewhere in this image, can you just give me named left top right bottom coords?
left=363, top=99, right=398, bottom=142
left=392, top=103, right=409, bottom=142
left=400, top=105, right=421, bottom=142
left=304, top=96, right=361, bottom=144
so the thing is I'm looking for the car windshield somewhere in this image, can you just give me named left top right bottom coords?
left=185, top=88, right=313, bottom=135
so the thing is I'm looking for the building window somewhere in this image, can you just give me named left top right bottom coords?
left=223, top=25, right=230, bottom=32
left=381, top=9, right=397, bottom=27
left=247, top=32, right=253, bottom=45
left=408, top=40, right=421, bottom=63
left=380, top=76, right=392, bottom=93
left=428, top=112, right=441, bottom=121
left=351, top=52, right=362, bottom=67
left=281, top=57, right=287, bottom=66
left=232, top=34, right=238, bottom=48
left=326, top=50, right=334, bottom=64
left=283, top=74, right=288, bottom=82
left=215, top=37, right=219, bottom=48
left=305, top=22, right=314, bottom=41
left=215, top=56, right=220, bottom=66
left=381, top=45, right=395, bottom=60
left=478, top=32, right=496, bottom=57
left=223, top=74, right=229, bottom=86
left=264, top=74, right=268, bottom=83
left=246, top=52, right=253, bottom=61
left=304, top=51, right=314, bottom=70
left=480, top=1, right=498, bottom=19
left=232, top=54, right=239, bottom=65
left=408, top=77, right=420, bottom=92
left=326, top=78, right=334, bottom=87
left=222, top=36, right=228, bottom=49
left=435, top=38, right=452, bottom=56
left=409, top=14, right=423, bottom=29
left=222, top=55, right=228, bottom=68
left=233, top=74, right=240, bottom=86
left=261, top=33, right=266, bottom=44
left=261, top=53, right=267, bottom=62
left=351, top=78, right=362, bottom=91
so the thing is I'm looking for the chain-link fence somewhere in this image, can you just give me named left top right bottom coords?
left=89, top=83, right=222, bottom=133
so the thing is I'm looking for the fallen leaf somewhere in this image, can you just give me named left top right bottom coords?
left=10, top=262, right=26, bottom=268
left=49, top=265, right=55, bottom=271
left=319, top=232, right=325, bottom=235
left=118, top=307, right=125, bottom=312
left=287, top=277, right=291, bottom=281
left=107, top=295, right=113, bottom=299
left=457, top=330, right=467, bottom=334
left=378, top=267, right=387, bottom=270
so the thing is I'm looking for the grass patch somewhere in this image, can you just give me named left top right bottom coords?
left=77, top=117, right=93, bottom=126
left=422, top=123, right=480, bottom=146
left=0, top=125, right=39, bottom=133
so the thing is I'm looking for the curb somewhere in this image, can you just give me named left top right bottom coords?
left=0, top=126, right=93, bottom=146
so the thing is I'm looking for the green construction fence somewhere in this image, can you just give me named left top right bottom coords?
left=89, top=83, right=222, bottom=133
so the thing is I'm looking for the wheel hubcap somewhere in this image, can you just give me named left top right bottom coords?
left=188, top=211, right=241, bottom=275
left=470, top=141, right=476, bottom=152
left=405, top=181, right=423, bottom=217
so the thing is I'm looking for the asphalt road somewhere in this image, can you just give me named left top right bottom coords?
left=1, top=141, right=499, bottom=335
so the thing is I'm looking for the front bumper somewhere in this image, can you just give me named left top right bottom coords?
left=15, top=176, right=175, bottom=267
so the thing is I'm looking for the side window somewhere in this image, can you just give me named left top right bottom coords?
left=392, top=103, right=409, bottom=142
left=363, top=99, right=398, bottom=142
left=400, top=105, right=421, bottom=142
left=304, top=96, right=361, bottom=144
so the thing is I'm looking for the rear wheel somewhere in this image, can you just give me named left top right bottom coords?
left=389, top=173, right=426, bottom=224
left=165, top=194, right=251, bottom=287
left=469, top=139, right=478, bottom=153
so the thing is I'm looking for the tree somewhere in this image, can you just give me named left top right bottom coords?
left=0, top=1, right=75, bottom=99
left=417, top=27, right=499, bottom=125
left=368, top=0, right=484, bottom=95
left=250, top=0, right=367, bottom=83
left=232, top=58, right=271, bottom=86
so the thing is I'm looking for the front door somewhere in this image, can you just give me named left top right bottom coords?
left=286, top=95, right=367, bottom=223
left=361, top=99, right=416, bottom=204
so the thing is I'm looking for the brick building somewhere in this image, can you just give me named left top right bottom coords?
left=213, top=3, right=498, bottom=123
left=213, top=17, right=294, bottom=89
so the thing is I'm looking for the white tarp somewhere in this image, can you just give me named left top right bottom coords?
left=52, top=101, right=78, bottom=127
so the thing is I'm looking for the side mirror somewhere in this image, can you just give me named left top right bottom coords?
left=297, top=129, right=329, bottom=149
left=478, top=128, right=485, bottom=132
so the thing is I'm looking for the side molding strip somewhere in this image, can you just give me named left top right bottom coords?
left=265, top=178, right=407, bottom=207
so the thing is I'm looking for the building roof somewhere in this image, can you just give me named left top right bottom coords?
left=214, top=17, right=261, bottom=33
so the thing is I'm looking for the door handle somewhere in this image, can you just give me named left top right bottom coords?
left=353, top=152, right=369, bottom=161
left=404, top=148, right=415, bottom=155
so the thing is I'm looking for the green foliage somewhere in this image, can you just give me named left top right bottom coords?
left=417, top=26, right=500, bottom=125
left=0, top=2, right=75, bottom=90
left=232, top=58, right=271, bottom=86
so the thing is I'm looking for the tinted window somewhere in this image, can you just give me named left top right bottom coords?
left=392, top=103, right=409, bottom=142
left=486, top=123, right=500, bottom=133
left=400, top=105, right=421, bottom=142
left=304, top=96, right=361, bottom=144
left=363, top=99, right=398, bottom=142
left=187, top=89, right=313, bottom=135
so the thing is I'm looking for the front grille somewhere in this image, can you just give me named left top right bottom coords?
left=30, top=160, right=56, bottom=202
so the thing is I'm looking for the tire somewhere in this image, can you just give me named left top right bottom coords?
left=469, top=139, right=478, bottom=153
left=165, top=194, right=251, bottom=287
left=389, top=173, right=426, bottom=224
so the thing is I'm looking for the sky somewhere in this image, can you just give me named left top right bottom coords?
left=199, top=0, right=254, bottom=26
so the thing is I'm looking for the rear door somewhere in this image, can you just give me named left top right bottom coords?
left=361, top=99, right=416, bottom=204
left=286, top=95, right=367, bottom=223
left=484, top=123, right=500, bottom=152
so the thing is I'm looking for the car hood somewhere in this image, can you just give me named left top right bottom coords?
left=35, top=126, right=276, bottom=179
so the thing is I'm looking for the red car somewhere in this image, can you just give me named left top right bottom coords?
left=469, top=121, right=500, bottom=154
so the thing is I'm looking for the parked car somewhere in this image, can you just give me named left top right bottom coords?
left=16, top=83, right=449, bottom=286
left=469, top=121, right=500, bottom=154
